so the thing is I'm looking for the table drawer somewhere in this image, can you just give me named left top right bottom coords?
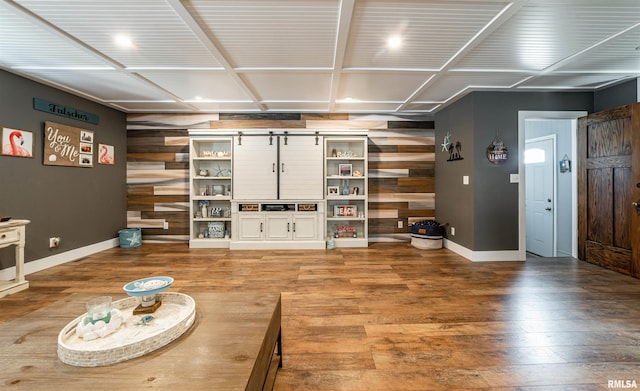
left=0, top=229, right=19, bottom=245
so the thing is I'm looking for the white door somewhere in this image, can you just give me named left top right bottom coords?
left=237, top=214, right=264, bottom=240
left=233, top=136, right=278, bottom=200
left=265, top=214, right=292, bottom=240
left=525, top=137, right=555, bottom=256
left=279, top=136, right=324, bottom=200
left=292, top=214, right=318, bottom=240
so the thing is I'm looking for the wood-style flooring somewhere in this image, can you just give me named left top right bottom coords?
left=1, top=243, right=639, bottom=390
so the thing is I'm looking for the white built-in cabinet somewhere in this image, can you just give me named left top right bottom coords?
left=325, top=137, right=368, bottom=247
left=189, top=136, right=233, bottom=248
left=188, top=130, right=367, bottom=249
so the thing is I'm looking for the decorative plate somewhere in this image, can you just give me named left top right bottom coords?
left=123, top=276, right=174, bottom=297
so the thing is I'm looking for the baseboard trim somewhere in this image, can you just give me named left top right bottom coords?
left=0, top=238, right=119, bottom=280
left=444, top=239, right=524, bottom=262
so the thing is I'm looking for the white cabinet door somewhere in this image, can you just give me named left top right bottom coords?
left=279, top=136, right=323, bottom=200
left=293, top=214, right=318, bottom=240
left=265, top=214, right=292, bottom=241
left=233, top=136, right=277, bottom=200
left=237, top=214, right=264, bottom=240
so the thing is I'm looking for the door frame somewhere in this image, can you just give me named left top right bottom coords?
left=517, top=111, right=587, bottom=260
left=524, top=134, right=557, bottom=256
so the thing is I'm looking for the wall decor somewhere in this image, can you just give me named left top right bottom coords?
left=339, top=163, right=352, bottom=176
left=486, top=134, right=508, bottom=164
left=441, top=132, right=452, bottom=152
left=447, top=141, right=464, bottom=161
left=1, top=127, right=33, bottom=158
left=33, top=98, right=99, bottom=125
left=44, top=121, right=94, bottom=167
left=559, top=154, right=571, bottom=173
left=98, top=144, right=115, bottom=165
left=334, top=205, right=357, bottom=217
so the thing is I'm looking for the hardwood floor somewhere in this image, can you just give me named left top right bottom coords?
left=1, top=243, right=639, bottom=390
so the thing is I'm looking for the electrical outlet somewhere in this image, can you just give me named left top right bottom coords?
left=451, top=227, right=455, bottom=236
left=397, top=220, right=403, bottom=228
left=49, top=237, right=60, bottom=248
left=163, top=221, right=169, bottom=229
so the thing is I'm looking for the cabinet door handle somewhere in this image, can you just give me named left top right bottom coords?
left=281, top=162, right=285, bottom=173
left=272, top=163, right=275, bottom=173
left=287, top=222, right=290, bottom=232
left=260, top=222, right=263, bottom=232
left=293, top=223, right=296, bottom=232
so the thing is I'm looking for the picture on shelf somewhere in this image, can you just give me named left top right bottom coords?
left=327, top=186, right=339, bottom=195
left=334, top=205, right=357, bottom=217
left=339, top=163, right=352, bottom=177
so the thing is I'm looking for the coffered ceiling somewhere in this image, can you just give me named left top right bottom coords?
left=1, top=0, right=638, bottom=115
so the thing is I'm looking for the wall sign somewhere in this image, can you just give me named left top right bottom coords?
left=486, top=135, right=508, bottom=164
left=44, top=121, right=94, bottom=167
left=34, top=98, right=99, bottom=125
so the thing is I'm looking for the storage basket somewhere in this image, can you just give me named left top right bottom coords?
left=118, top=228, right=142, bottom=248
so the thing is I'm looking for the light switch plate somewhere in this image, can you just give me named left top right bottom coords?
left=510, top=174, right=519, bottom=183
left=463, top=175, right=469, bottom=185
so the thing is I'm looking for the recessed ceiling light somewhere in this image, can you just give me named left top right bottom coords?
left=387, top=35, right=402, bottom=49
left=114, top=34, right=134, bottom=48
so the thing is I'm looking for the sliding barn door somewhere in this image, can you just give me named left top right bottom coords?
left=578, top=103, right=640, bottom=278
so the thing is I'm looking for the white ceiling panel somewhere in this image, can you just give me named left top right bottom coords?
left=106, top=101, right=198, bottom=112
left=339, top=72, right=434, bottom=101
left=240, top=71, right=332, bottom=101
left=0, top=2, right=108, bottom=68
left=135, top=70, right=253, bottom=101
left=187, top=101, right=262, bottom=112
left=519, top=74, right=635, bottom=89
left=454, top=0, right=640, bottom=72
left=334, top=101, right=404, bottom=112
left=1, top=0, right=638, bottom=115
left=13, top=0, right=223, bottom=68
left=414, top=72, right=531, bottom=101
left=184, top=0, right=340, bottom=68
left=264, top=101, right=331, bottom=112
left=345, top=0, right=509, bottom=69
left=17, top=69, right=179, bottom=101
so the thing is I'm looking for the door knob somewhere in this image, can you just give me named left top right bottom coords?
left=545, top=207, right=552, bottom=211
left=634, top=200, right=640, bottom=215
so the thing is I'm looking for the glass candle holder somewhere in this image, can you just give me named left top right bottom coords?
left=85, top=296, right=112, bottom=324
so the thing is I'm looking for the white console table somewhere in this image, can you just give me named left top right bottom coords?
left=0, top=219, right=30, bottom=298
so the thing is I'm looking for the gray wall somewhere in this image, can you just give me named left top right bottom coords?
left=0, top=70, right=127, bottom=269
left=594, top=78, right=638, bottom=112
left=435, top=91, right=593, bottom=252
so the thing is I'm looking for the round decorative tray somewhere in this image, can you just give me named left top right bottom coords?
left=57, top=292, right=196, bottom=367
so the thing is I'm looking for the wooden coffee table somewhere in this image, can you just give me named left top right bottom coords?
left=0, top=292, right=281, bottom=391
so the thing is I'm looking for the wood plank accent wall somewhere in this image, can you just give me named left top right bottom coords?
left=126, top=113, right=435, bottom=243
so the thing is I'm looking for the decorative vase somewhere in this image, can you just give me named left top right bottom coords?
left=201, top=205, right=208, bottom=217
left=341, top=180, right=349, bottom=195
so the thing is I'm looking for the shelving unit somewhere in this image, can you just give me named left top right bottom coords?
left=189, top=136, right=233, bottom=248
left=325, top=137, right=368, bottom=247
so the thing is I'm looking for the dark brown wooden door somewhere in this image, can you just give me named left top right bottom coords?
left=578, top=103, right=640, bottom=278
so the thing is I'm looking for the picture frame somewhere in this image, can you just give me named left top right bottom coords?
left=98, top=144, right=115, bottom=165
left=339, top=163, right=352, bottom=177
left=334, top=205, right=357, bottom=217
left=327, top=186, right=339, bottom=195
left=1, top=127, right=33, bottom=158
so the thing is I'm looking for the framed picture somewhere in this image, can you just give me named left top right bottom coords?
left=339, top=163, right=352, bottom=177
left=98, top=144, right=115, bottom=165
left=334, top=205, right=357, bottom=217
left=327, top=186, right=339, bottom=195
left=1, top=127, right=33, bottom=158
